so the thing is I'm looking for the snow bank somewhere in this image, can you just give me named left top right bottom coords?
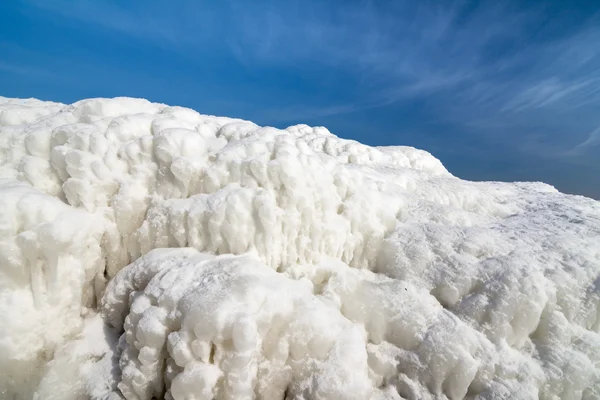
left=0, top=96, right=598, bottom=399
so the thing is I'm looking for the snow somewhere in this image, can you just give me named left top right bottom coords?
left=0, top=96, right=598, bottom=400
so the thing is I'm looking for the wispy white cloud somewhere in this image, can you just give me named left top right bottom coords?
left=220, top=1, right=600, bottom=126
left=19, top=0, right=600, bottom=166
left=568, top=126, right=600, bottom=155
left=22, top=1, right=600, bottom=110
left=501, top=78, right=594, bottom=112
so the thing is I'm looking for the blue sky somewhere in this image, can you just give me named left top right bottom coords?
left=1, top=0, right=599, bottom=199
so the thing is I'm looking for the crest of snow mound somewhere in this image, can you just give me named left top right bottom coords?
left=0, top=97, right=598, bottom=400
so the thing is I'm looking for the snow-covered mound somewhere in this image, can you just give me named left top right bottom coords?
left=0, top=96, right=598, bottom=400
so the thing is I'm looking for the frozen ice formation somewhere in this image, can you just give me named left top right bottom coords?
left=0, top=96, right=598, bottom=400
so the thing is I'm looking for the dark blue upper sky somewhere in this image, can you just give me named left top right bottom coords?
left=1, top=0, right=599, bottom=199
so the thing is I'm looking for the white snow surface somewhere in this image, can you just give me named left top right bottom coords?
left=0, top=96, right=599, bottom=400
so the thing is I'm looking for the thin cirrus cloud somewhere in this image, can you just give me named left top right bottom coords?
left=227, top=2, right=600, bottom=127
left=20, top=1, right=600, bottom=130
left=25, top=0, right=600, bottom=115
left=569, top=126, right=600, bottom=155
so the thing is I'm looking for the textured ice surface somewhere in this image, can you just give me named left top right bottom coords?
left=0, top=96, right=599, bottom=399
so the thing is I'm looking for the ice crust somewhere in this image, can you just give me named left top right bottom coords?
left=0, top=96, right=598, bottom=399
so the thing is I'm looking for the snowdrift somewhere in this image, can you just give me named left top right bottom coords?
left=0, top=96, right=598, bottom=400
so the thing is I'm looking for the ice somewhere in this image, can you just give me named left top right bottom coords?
left=0, top=96, right=598, bottom=399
